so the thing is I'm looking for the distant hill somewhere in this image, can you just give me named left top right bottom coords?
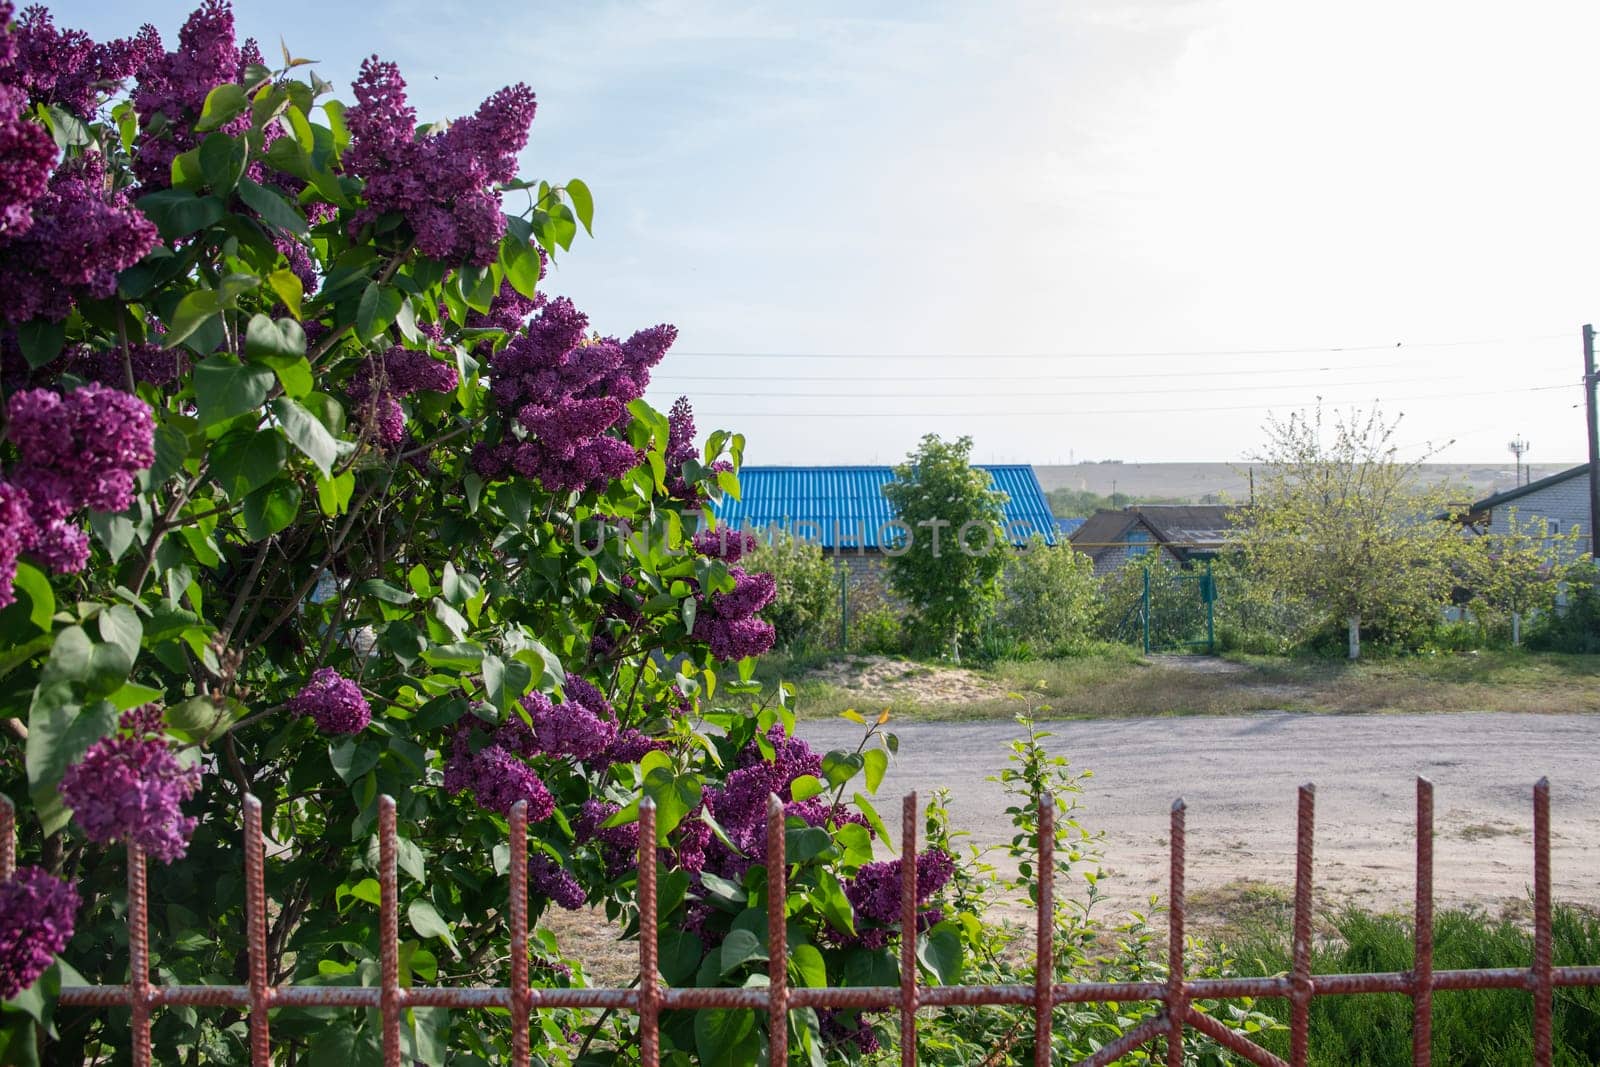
left=1032, top=462, right=1571, bottom=503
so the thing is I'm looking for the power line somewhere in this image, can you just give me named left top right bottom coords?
left=664, top=333, right=1570, bottom=361
left=652, top=360, right=1408, bottom=384
left=670, top=381, right=1577, bottom=418
left=656, top=373, right=1467, bottom=400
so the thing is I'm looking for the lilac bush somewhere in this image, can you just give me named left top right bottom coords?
left=0, top=4, right=971, bottom=1064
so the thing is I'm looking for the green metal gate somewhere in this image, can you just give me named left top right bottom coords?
left=1137, top=555, right=1217, bottom=654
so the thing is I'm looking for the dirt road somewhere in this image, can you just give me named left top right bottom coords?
left=798, top=712, right=1600, bottom=920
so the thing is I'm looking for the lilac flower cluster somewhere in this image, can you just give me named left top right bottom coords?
left=691, top=527, right=758, bottom=563
left=443, top=723, right=555, bottom=821
left=529, top=852, right=585, bottom=911
left=344, top=57, right=536, bottom=265
left=0, top=866, right=79, bottom=998
left=8, top=6, right=160, bottom=116
left=0, top=3, right=62, bottom=237
left=65, top=342, right=189, bottom=390
left=287, top=668, right=372, bottom=735
left=349, top=348, right=459, bottom=446
left=465, top=278, right=542, bottom=354
left=698, top=726, right=841, bottom=879
left=0, top=154, right=158, bottom=324
left=0, top=383, right=156, bottom=604
left=472, top=297, right=677, bottom=492
left=842, top=847, right=956, bottom=949
left=520, top=678, right=618, bottom=761
left=59, top=706, right=203, bottom=864
left=692, top=567, right=776, bottom=661
left=665, top=397, right=731, bottom=504
left=129, top=0, right=247, bottom=187
left=573, top=798, right=637, bottom=878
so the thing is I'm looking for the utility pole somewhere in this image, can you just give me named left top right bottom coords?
left=1508, top=435, right=1530, bottom=487
left=1586, top=324, right=1599, bottom=559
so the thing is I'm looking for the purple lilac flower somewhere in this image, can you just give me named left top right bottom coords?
left=8, top=7, right=158, bottom=115
left=699, top=726, right=826, bottom=879
left=520, top=678, right=618, bottom=761
left=820, top=1010, right=882, bottom=1056
left=344, top=57, right=535, bottom=266
left=665, top=397, right=731, bottom=504
left=0, top=867, right=79, bottom=998
left=574, top=798, right=637, bottom=878
left=691, top=567, right=776, bottom=661
left=0, top=481, right=26, bottom=607
left=65, top=342, right=188, bottom=390
left=474, top=297, right=677, bottom=492
left=288, top=668, right=372, bottom=735
left=349, top=348, right=458, bottom=446
left=442, top=726, right=556, bottom=821
left=59, top=707, right=202, bottom=863
left=844, top=848, right=956, bottom=934
left=0, top=5, right=57, bottom=239
left=529, top=853, right=585, bottom=910
left=129, top=0, right=243, bottom=187
left=692, top=527, right=758, bottom=563
left=465, top=278, right=542, bottom=353
left=8, top=383, right=156, bottom=514
left=0, top=155, right=158, bottom=323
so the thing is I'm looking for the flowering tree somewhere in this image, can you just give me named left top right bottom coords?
left=0, top=5, right=948, bottom=1062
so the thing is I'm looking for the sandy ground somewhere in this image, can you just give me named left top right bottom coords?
left=798, top=712, right=1600, bottom=922
left=802, top=654, right=1005, bottom=706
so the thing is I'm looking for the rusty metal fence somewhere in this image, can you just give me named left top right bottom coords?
left=3, top=777, right=1599, bottom=1066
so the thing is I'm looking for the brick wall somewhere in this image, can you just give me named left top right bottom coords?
left=1486, top=469, right=1593, bottom=559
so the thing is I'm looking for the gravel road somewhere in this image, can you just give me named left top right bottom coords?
left=798, top=712, right=1600, bottom=918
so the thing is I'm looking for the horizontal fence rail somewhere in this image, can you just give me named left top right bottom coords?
left=2, top=777, right=1598, bottom=1065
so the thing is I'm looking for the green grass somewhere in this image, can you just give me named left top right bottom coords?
left=1219, top=905, right=1600, bottom=1065
left=755, top=648, right=1600, bottom=722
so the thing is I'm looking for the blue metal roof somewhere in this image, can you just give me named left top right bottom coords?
left=1055, top=516, right=1086, bottom=537
left=711, top=465, right=1058, bottom=550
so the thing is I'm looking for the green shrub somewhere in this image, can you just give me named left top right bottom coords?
left=1095, top=553, right=1209, bottom=650
left=1528, top=566, right=1600, bottom=653
left=742, top=531, right=842, bottom=652
left=847, top=577, right=907, bottom=655
left=989, top=538, right=1101, bottom=657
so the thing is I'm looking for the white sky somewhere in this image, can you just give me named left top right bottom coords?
left=75, top=0, right=1600, bottom=466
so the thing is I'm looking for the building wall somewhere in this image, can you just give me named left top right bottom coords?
left=1486, top=470, right=1593, bottom=558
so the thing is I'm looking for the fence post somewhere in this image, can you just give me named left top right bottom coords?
left=1142, top=567, right=1151, bottom=655
left=839, top=566, right=849, bottom=651
left=1205, top=558, right=1215, bottom=654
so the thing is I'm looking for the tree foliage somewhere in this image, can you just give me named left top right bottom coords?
left=992, top=539, right=1101, bottom=655
left=740, top=530, right=841, bottom=652
left=1235, top=406, right=1466, bottom=659
left=881, top=435, right=1009, bottom=659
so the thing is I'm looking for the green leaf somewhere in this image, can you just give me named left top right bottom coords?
left=242, top=479, right=302, bottom=540
left=407, top=900, right=457, bottom=951
left=498, top=236, right=542, bottom=300
left=87, top=510, right=135, bottom=563
left=917, top=923, right=964, bottom=985
left=136, top=188, right=226, bottom=241
left=99, top=605, right=142, bottom=664
left=660, top=928, right=703, bottom=986
left=785, top=826, right=835, bottom=865
left=812, top=868, right=855, bottom=936
left=15, top=319, right=65, bottom=368
left=331, top=739, right=380, bottom=784
left=195, top=82, right=249, bottom=131
left=852, top=794, right=894, bottom=853
left=566, top=178, right=594, bottom=235
left=210, top=427, right=288, bottom=500
left=789, top=773, right=825, bottom=802
left=166, top=696, right=232, bottom=742
left=789, top=943, right=826, bottom=988
left=273, top=396, right=338, bottom=476
left=356, top=282, right=403, bottom=340
left=193, top=355, right=275, bottom=427
left=718, top=928, right=767, bottom=975
left=267, top=268, right=304, bottom=319
left=10, top=563, right=53, bottom=631
left=355, top=580, right=414, bottom=605
left=821, top=750, right=865, bottom=788
left=198, top=132, right=247, bottom=194
left=163, top=290, right=223, bottom=350
left=862, top=748, right=888, bottom=794
left=314, top=468, right=355, bottom=516
left=244, top=312, right=308, bottom=361
left=27, top=675, right=118, bottom=833
left=694, top=1008, right=758, bottom=1067
left=238, top=176, right=309, bottom=234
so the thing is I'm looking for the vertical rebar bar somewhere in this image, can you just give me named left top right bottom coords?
left=0, top=793, right=14, bottom=881
left=1533, top=778, right=1552, bottom=1066
left=1167, top=799, right=1185, bottom=1067
left=510, top=800, right=530, bottom=1067
left=901, top=792, right=920, bottom=1067
left=244, top=796, right=271, bottom=1065
left=1034, top=796, right=1056, bottom=1067
left=1291, top=785, right=1315, bottom=1065
left=1413, top=778, right=1434, bottom=1067
left=638, top=799, right=661, bottom=1067
left=379, top=796, right=400, bottom=1067
left=128, top=843, right=152, bottom=1067
left=767, top=794, right=789, bottom=1064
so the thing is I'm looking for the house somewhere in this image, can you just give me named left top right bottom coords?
left=1460, top=463, right=1593, bottom=559
left=710, top=465, right=1058, bottom=579
left=1069, top=504, right=1239, bottom=576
